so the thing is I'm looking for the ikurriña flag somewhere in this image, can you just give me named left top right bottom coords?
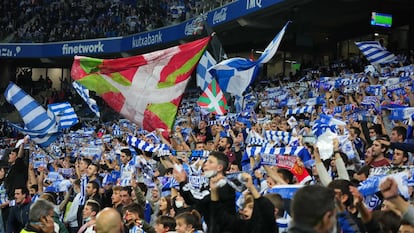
left=71, top=37, right=211, bottom=134
left=197, top=79, right=228, bottom=115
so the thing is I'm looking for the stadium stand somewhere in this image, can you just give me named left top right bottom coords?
left=0, top=0, right=234, bottom=43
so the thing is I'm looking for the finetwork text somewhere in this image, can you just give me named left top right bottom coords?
left=62, top=42, right=104, bottom=55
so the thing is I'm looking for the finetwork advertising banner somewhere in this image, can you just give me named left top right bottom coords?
left=0, top=0, right=285, bottom=58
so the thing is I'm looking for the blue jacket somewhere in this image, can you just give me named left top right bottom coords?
left=7, top=197, right=31, bottom=233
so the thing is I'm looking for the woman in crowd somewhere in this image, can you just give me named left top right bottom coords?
left=157, top=195, right=173, bottom=217
left=175, top=210, right=203, bottom=233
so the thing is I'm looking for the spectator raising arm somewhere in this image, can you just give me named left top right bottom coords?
left=380, top=177, right=414, bottom=226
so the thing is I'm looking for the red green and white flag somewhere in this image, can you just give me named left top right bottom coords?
left=71, top=37, right=210, bottom=134
left=197, top=79, right=228, bottom=115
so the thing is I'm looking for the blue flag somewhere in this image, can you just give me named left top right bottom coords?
left=209, top=22, right=290, bottom=97
left=72, top=81, right=100, bottom=117
left=48, top=102, right=79, bottom=129
left=196, top=50, right=217, bottom=91
left=4, top=82, right=59, bottom=147
left=355, top=41, right=396, bottom=64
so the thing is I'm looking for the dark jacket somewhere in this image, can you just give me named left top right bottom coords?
left=7, top=196, right=31, bottom=233
left=179, top=180, right=236, bottom=233
left=5, top=157, right=28, bottom=200
left=287, top=223, right=319, bottom=233
left=211, top=196, right=277, bottom=233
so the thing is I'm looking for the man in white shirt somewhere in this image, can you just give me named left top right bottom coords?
left=64, top=179, right=82, bottom=233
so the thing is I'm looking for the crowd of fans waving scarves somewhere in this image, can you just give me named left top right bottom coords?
left=2, top=59, right=414, bottom=233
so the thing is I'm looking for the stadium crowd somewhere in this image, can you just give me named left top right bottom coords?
left=1, top=52, right=414, bottom=233
left=2, top=1, right=414, bottom=232
left=0, top=0, right=233, bottom=43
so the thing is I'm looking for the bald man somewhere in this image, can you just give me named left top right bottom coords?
left=95, top=208, right=123, bottom=233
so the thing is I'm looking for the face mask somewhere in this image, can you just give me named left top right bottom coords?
left=204, top=170, right=217, bottom=178
left=175, top=200, right=184, bottom=208
left=370, top=136, right=376, bottom=141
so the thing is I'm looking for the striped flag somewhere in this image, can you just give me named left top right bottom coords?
left=196, top=51, right=216, bottom=91
left=112, top=123, right=122, bottom=137
left=264, top=130, right=299, bottom=146
left=245, top=146, right=313, bottom=181
left=48, top=102, right=79, bottom=129
left=285, top=106, right=314, bottom=116
left=245, top=146, right=310, bottom=160
left=255, top=21, right=290, bottom=64
left=4, top=82, right=59, bottom=147
left=355, top=41, right=396, bottom=64
left=209, top=22, right=290, bottom=97
left=311, top=114, right=346, bottom=137
left=197, top=79, right=228, bottom=115
left=72, top=81, right=100, bottom=118
left=127, top=135, right=169, bottom=153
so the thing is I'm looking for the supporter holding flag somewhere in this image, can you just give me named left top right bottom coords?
left=313, top=140, right=350, bottom=187
left=4, top=136, right=29, bottom=200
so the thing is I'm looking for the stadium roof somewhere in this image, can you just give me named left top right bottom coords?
left=216, top=0, right=413, bottom=54
left=5, top=0, right=413, bottom=67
